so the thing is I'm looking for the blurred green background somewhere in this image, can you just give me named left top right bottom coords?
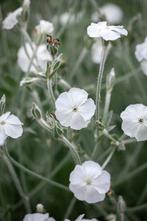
left=0, top=0, right=147, bottom=220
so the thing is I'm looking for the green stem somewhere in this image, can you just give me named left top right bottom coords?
left=5, top=147, right=69, bottom=192
left=47, top=79, right=56, bottom=108
left=102, top=147, right=116, bottom=169
left=3, top=153, right=30, bottom=212
left=60, top=135, right=81, bottom=164
left=96, top=42, right=108, bottom=135
left=63, top=197, right=76, bottom=220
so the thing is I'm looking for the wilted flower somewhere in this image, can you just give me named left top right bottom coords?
left=91, top=39, right=103, bottom=64
left=65, top=214, right=98, bottom=221
left=120, top=104, right=147, bottom=141
left=17, top=42, right=52, bottom=74
left=23, top=213, right=55, bottom=221
left=55, top=88, right=96, bottom=130
left=2, top=7, right=23, bottom=30
left=0, top=112, right=23, bottom=146
left=69, top=161, right=111, bottom=203
left=135, top=38, right=147, bottom=75
left=92, top=4, right=123, bottom=25
left=87, top=21, right=128, bottom=41
left=35, top=20, right=54, bottom=35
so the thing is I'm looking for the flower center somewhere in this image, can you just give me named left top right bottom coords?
left=73, top=107, right=78, bottom=112
left=138, top=118, right=144, bottom=123
left=85, top=178, right=92, bottom=185
left=0, top=121, right=6, bottom=125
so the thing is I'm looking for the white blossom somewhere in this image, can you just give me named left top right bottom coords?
left=23, top=0, right=31, bottom=7
left=17, top=42, right=52, bottom=74
left=23, top=213, right=55, bottom=221
left=65, top=214, right=98, bottom=221
left=55, top=88, right=96, bottom=130
left=91, top=39, right=103, bottom=64
left=92, top=4, right=123, bottom=25
left=135, top=37, right=147, bottom=62
left=120, top=104, right=147, bottom=141
left=0, top=112, right=23, bottom=146
left=35, top=20, right=54, bottom=35
left=135, top=38, right=147, bottom=76
left=69, top=161, right=111, bottom=204
left=2, top=7, right=22, bottom=30
left=87, top=21, right=128, bottom=41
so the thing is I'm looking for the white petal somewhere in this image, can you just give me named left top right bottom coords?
left=93, top=170, right=111, bottom=194
left=85, top=186, right=105, bottom=203
left=82, top=161, right=102, bottom=178
left=35, top=20, right=54, bottom=35
left=141, top=60, right=147, bottom=76
left=6, top=114, right=23, bottom=125
left=69, top=88, right=88, bottom=107
left=101, top=29, right=121, bottom=41
left=79, top=98, right=96, bottom=121
left=0, top=112, right=11, bottom=121
left=121, top=120, right=139, bottom=138
left=87, top=23, right=102, bottom=38
left=4, top=124, right=23, bottom=139
left=135, top=125, right=147, bottom=141
left=55, top=92, right=73, bottom=111
left=2, top=8, right=22, bottom=30
left=69, top=165, right=85, bottom=185
left=70, top=113, right=89, bottom=130
left=23, top=213, right=49, bottom=221
left=55, top=110, right=73, bottom=127
left=69, top=184, right=87, bottom=201
left=0, top=127, right=7, bottom=146
left=91, top=39, right=103, bottom=64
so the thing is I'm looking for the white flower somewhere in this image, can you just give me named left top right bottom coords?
left=135, top=37, right=147, bottom=62
left=69, top=161, right=111, bottom=204
left=2, top=7, right=22, bottom=30
left=17, top=42, right=52, bottom=74
left=35, top=20, right=54, bottom=35
left=91, top=39, right=103, bottom=64
left=23, top=0, right=31, bottom=7
left=65, top=214, right=98, bottom=221
left=55, top=88, right=96, bottom=130
left=23, top=213, right=55, bottom=221
left=87, top=21, right=128, bottom=41
left=120, top=104, right=147, bottom=141
left=0, top=112, right=23, bottom=146
left=100, top=4, right=123, bottom=24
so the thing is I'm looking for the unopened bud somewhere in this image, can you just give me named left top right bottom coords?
left=0, top=94, right=6, bottom=114
left=36, top=203, right=44, bottom=213
left=106, top=68, right=115, bottom=91
left=32, top=103, right=42, bottom=119
left=106, top=214, right=116, bottom=221
left=20, top=77, right=39, bottom=86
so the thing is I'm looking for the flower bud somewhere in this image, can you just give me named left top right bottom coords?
left=36, top=203, right=44, bottom=213
left=106, top=68, right=115, bottom=91
left=32, top=103, right=42, bottom=119
left=20, top=77, right=40, bottom=86
left=0, top=94, right=6, bottom=114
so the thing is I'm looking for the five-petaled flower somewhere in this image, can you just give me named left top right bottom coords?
left=69, top=161, right=111, bottom=204
left=2, top=7, right=23, bottom=30
left=87, top=21, right=128, bottom=41
left=120, top=104, right=147, bottom=141
left=17, top=42, right=52, bottom=74
left=0, top=112, right=23, bottom=146
left=23, top=213, right=55, bottom=221
left=55, top=88, right=96, bottom=130
left=65, top=214, right=98, bottom=221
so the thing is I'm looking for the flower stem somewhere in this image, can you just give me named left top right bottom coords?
left=5, top=147, right=69, bottom=192
left=63, top=197, right=76, bottom=220
left=2, top=152, right=30, bottom=212
left=102, top=147, right=116, bottom=169
left=96, top=42, right=109, bottom=136
left=47, top=79, right=56, bottom=108
left=60, top=135, right=81, bottom=164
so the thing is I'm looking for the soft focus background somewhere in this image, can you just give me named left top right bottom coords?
left=0, top=0, right=147, bottom=220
